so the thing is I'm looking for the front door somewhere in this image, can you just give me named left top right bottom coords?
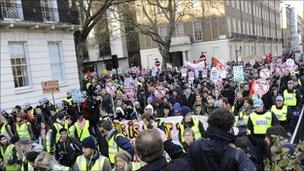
left=169, top=52, right=183, bottom=68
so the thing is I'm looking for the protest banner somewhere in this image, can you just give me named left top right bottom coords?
left=181, top=68, right=187, bottom=77
left=202, top=68, right=208, bottom=78
left=154, top=85, right=166, bottom=99
left=184, top=61, right=205, bottom=71
left=113, top=115, right=208, bottom=143
left=233, top=66, right=244, bottom=82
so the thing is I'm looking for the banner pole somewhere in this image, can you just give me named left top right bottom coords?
left=291, top=105, right=304, bottom=144
left=51, top=92, right=55, bottom=107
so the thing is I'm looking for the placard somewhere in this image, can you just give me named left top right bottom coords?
left=253, top=79, right=270, bottom=96
left=210, top=67, right=219, bottom=82
left=41, top=80, right=60, bottom=93
left=106, top=81, right=116, bottom=96
left=233, top=66, right=244, bottom=82
left=259, top=68, right=271, bottom=79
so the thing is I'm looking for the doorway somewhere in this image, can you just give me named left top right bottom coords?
left=169, top=51, right=183, bottom=67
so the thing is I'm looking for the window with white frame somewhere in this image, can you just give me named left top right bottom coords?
left=158, top=25, right=167, bottom=39
left=190, top=0, right=201, bottom=9
left=192, top=20, right=202, bottom=41
left=9, top=42, right=30, bottom=88
left=48, top=42, right=65, bottom=82
left=175, top=22, right=184, bottom=36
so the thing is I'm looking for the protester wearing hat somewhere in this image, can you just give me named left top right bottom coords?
left=247, top=99, right=279, bottom=168
left=49, top=111, right=68, bottom=154
left=23, top=102, right=35, bottom=123
left=55, top=128, right=82, bottom=167
left=15, top=137, right=44, bottom=171
left=271, top=96, right=289, bottom=130
left=177, top=106, right=204, bottom=143
left=172, top=102, right=182, bottom=116
left=283, top=80, right=302, bottom=108
left=113, top=151, right=132, bottom=171
left=72, top=136, right=111, bottom=171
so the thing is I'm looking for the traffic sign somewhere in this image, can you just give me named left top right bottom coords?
left=259, top=68, right=271, bottom=79
left=154, top=85, right=166, bottom=99
left=155, top=60, right=160, bottom=67
left=106, top=81, right=116, bottom=96
left=253, top=79, right=269, bottom=96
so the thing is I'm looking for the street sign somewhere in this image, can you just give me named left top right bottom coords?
left=41, top=80, right=60, bottom=93
left=106, top=81, right=116, bottom=96
left=154, top=85, right=166, bottom=99
left=210, top=67, right=219, bottom=82
left=125, top=86, right=135, bottom=99
left=259, top=68, right=271, bottom=79
left=253, top=79, right=270, bottom=96
left=155, top=60, right=160, bottom=67
left=233, top=66, right=244, bottom=82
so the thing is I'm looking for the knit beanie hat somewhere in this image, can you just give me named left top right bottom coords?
left=266, top=126, right=290, bottom=139
left=56, top=112, right=66, bottom=120
left=181, top=106, right=191, bottom=117
left=82, top=136, right=96, bottom=149
left=115, top=151, right=132, bottom=162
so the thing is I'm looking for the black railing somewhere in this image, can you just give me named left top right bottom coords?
left=0, top=2, right=79, bottom=24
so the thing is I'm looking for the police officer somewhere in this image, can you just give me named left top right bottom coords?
left=71, top=136, right=112, bottom=171
left=247, top=99, right=279, bottom=167
left=177, top=106, right=204, bottom=143
left=271, top=96, right=289, bottom=129
left=98, top=120, right=134, bottom=165
left=283, top=80, right=302, bottom=108
left=64, top=92, right=74, bottom=106
left=14, top=114, right=33, bottom=140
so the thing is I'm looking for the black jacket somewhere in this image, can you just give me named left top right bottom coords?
left=188, top=126, right=257, bottom=171
left=55, top=137, right=82, bottom=167
left=138, top=140, right=195, bottom=171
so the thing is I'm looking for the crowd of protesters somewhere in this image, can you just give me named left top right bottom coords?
left=0, top=53, right=303, bottom=171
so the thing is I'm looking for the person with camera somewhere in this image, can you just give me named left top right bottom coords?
left=55, top=128, right=82, bottom=167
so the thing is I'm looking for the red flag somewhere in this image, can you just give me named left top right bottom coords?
left=249, top=78, right=255, bottom=97
left=211, top=57, right=223, bottom=70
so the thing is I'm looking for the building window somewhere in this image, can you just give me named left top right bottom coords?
left=175, top=22, right=184, bottom=36
left=192, top=20, right=202, bottom=41
left=158, top=25, right=167, bottom=39
left=9, top=42, right=30, bottom=88
left=48, top=42, right=65, bottom=82
left=190, top=0, right=201, bottom=9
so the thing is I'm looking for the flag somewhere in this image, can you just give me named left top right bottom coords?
left=249, top=78, right=255, bottom=97
left=212, top=57, right=223, bottom=71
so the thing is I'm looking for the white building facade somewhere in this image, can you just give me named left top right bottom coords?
left=0, top=0, right=80, bottom=109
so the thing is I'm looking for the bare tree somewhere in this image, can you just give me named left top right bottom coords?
left=117, top=0, right=190, bottom=69
left=73, top=0, right=133, bottom=85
